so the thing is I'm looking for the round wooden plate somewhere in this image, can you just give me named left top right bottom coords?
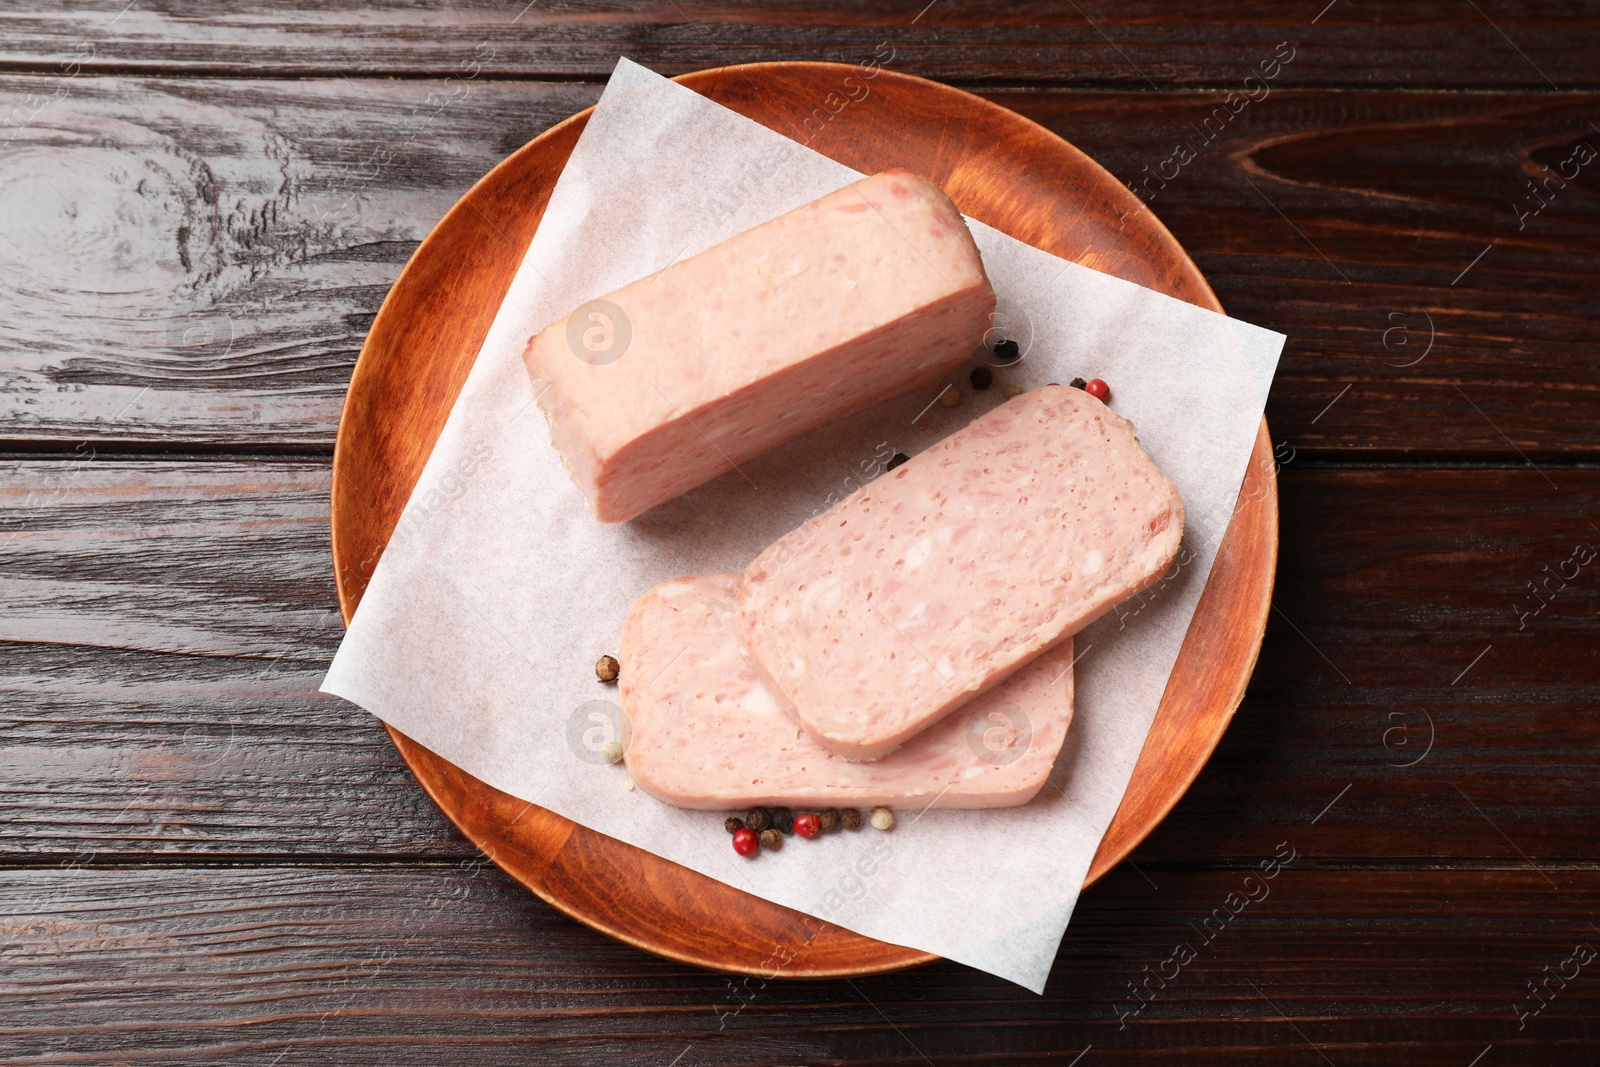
left=331, top=62, right=1277, bottom=979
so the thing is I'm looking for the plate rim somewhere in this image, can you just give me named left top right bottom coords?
left=332, top=59, right=1278, bottom=980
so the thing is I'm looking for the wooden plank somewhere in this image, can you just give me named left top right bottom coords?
left=0, top=458, right=473, bottom=857
left=0, top=642, right=473, bottom=859
left=0, top=459, right=1595, bottom=863
left=0, top=76, right=600, bottom=449
left=1, top=1, right=1596, bottom=89
left=0, top=864, right=1595, bottom=1063
left=2, top=77, right=1597, bottom=456
left=1135, top=466, right=1600, bottom=865
left=0, top=459, right=338, bottom=659
left=1011, top=89, right=1600, bottom=462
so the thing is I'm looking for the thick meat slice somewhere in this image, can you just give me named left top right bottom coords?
left=620, top=573, right=1073, bottom=810
left=738, top=385, right=1184, bottom=760
left=522, top=169, right=995, bottom=523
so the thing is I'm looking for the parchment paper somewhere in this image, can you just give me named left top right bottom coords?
left=322, top=58, right=1285, bottom=993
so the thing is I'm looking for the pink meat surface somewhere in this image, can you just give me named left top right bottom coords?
left=619, top=573, right=1073, bottom=809
left=522, top=169, right=995, bottom=523
left=738, top=385, right=1185, bottom=760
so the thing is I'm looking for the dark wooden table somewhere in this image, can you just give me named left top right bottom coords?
left=3, top=4, right=1598, bottom=1063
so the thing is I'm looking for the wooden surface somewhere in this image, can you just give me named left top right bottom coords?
left=2, top=4, right=1598, bottom=1062
left=328, top=60, right=1277, bottom=978
left=5, top=78, right=1599, bottom=457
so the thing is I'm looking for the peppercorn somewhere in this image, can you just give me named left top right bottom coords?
left=969, top=366, right=993, bottom=391
left=770, top=807, right=795, bottom=834
left=1068, top=377, right=1087, bottom=390
left=870, top=806, right=895, bottom=831
left=1002, top=383, right=1024, bottom=399
left=993, top=339, right=1020, bottom=361
left=594, top=655, right=620, bottom=683
left=724, top=815, right=745, bottom=834
left=818, top=808, right=841, bottom=833
left=794, top=812, right=821, bottom=839
left=1084, top=378, right=1111, bottom=402
left=732, top=827, right=759, bottom=856
left=600, top=740, right=624, bottom=764
left=759, top=828, right=783, bottom=851
left=841, top=808, right=862, bottom=830
left=886, top=452, right=909, bottom=471
left=744, top=808, right=771, bottom=833
left=938, top=384, right=962, bottom=408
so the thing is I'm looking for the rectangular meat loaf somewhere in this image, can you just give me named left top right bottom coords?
left=619, top=573, right=1074, bottom=809
left=522, top=169, right=995, bottom=522
left=738, top=384, right=1184, bottom=760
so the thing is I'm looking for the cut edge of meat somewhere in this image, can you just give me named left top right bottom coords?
left=735, top=384, right=1184, bottom=761
left=619, top=573, right=1075, bottom=810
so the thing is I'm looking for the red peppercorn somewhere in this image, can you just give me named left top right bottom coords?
left=732, top=827, right=759, bottom=857
left=1084, top=378, right=1110, bottom=402
left=794, top=812, right=821, bottom=839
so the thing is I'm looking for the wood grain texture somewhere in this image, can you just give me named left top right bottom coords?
left=2, top=1, right=1597, bottom=89
left=1, top=865, right=1596, bottom=1065
left=1139, top=467, right=1600, bottom=866
left=0, top=458, right=472, bottom=857
left=3, top=76, right=1597, bottom=457
left=0, top=641, right=475, bottom=860
left=0, top=75, right=599, bottom=448
left=1009, top=89, right=1600, bottom=461
left=0, top=459, right=339, bottom=659
left=330, top=60, right=1275, bottom=978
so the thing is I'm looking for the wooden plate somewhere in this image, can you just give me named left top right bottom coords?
left=331, top=62, right=1278, bottom=979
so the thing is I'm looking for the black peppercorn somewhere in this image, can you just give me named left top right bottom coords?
left=840, top=808, right=862, bottom=830
left=745, top=808, right=771, bottom=833
left=993, top=339, right=1020, bottom=361
left=770, top=807, right=795, bottom=835
left=1069, top=377, right=1087, bottom=390
left=759, top=828, right=783, bottom=851
left=595, top=655, right=620, bottom=683
left=969, top=366, right=994, bottom=391
left=819, top=808, right=841, bottom=833
left=886, top=453, right=909, bottom=472
left=724, top=815, right=745, bottom=834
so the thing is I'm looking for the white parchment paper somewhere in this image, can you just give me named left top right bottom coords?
left=322, top=58, right=1284, bottom=993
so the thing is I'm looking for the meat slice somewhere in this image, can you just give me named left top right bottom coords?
left=522, top=169, right=995, bottom=523
left=619, top=573, right=1073, bottom=810
left=738, top=384, right=1184, bottom=760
